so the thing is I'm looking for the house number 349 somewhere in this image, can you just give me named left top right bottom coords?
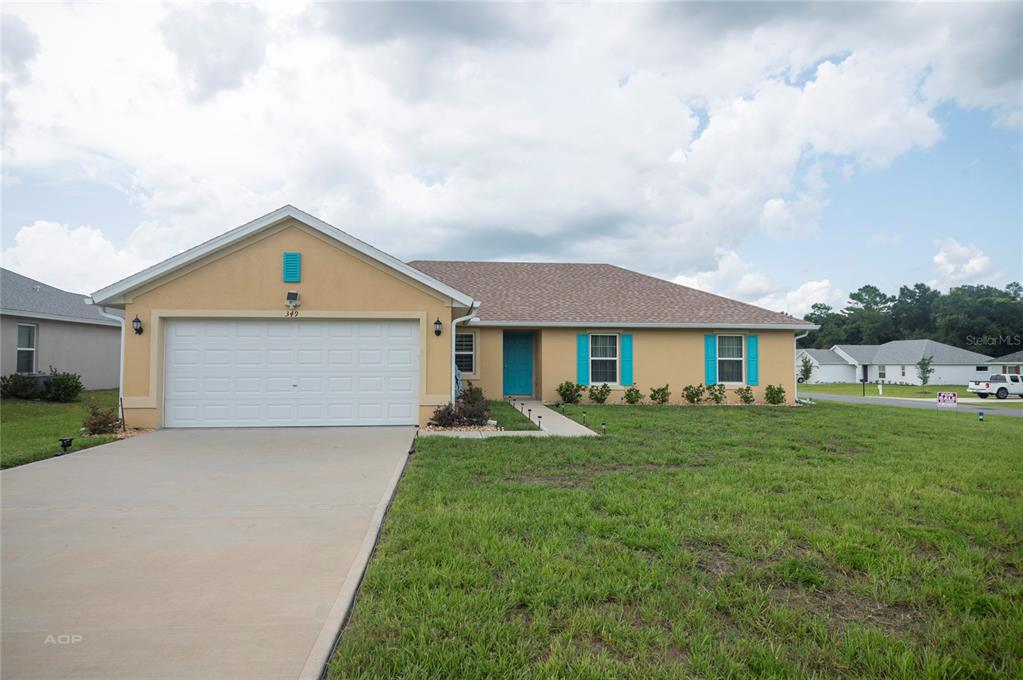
left=285, top=310, right=300, bottom=317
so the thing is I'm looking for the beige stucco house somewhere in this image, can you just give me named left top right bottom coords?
left=91, top=206, right=815, bottom=429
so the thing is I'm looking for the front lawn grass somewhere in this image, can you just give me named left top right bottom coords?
left=489, top=399, right=540, bottom=430
left=331, top=402, right=1022, bottom=679
left=1, top=389, right=119, bottom=468
left=799, top=383, right=971, bottom=398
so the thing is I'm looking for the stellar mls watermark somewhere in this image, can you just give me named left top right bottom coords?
left=44, top=633, right=83, bottom=645
left=966, top=334, right=1021, bottom=347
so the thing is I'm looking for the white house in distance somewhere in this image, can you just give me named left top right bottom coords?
left=797, top=339, right=992, bottom=386
left=988, top=350, right=1023, bottom=375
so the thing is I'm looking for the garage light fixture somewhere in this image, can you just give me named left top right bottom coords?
left=131, top=315, right=143, bottom=335
left=286, top=291, right=301, bottom=309
left=434, top=318, right=442, bottom=336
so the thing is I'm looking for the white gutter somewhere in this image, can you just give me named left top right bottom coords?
left=451, top=301, right=481, bottom=404
left=794, top=330, right=810, bottom=399
left=85, top=298, right=125, bottom=419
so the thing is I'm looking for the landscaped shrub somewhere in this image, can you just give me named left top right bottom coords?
left=430, top=384, right=492, bottom=427
left=764, top=384, right=787, bottom=405
left=556, top=381, right=585, bottom=404
left=624, top=386, right=644, bottom=404
left=1, top=373, right=36, bottom=399
left=735, top=386, right=755, bottom=405
left=706, top=383, right=727, bottom=404
left=649, top=384, right=671, bottom=404
left=41, top=368, right=83, bottom=403
left=681, top=383, right=705, bottom=404
left=588, top=383, right=611, bottom=404
left=83, top=401, right=120, bottom=435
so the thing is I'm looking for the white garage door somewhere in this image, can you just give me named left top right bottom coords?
left=164, top=319, right=419, bottom=427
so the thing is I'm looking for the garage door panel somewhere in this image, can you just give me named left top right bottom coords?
left=164, top=319, right=419, bottom=428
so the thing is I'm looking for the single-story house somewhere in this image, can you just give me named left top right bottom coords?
left=1, top=268, right=122, bottom=389
left=797, top=339, right=992, bottom=385
left=91, top=205, right=816, bottom=429
left=988, top=350, right=1023, bottom=374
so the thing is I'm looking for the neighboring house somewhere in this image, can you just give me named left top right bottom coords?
left=797, top=339, right=992, bottom=385
left=91, top=205, right=815, bottom=429
left=796, top=348, right=857, bottom=383
left=1, top=268, right=122, bottom=389
left=988, top=350, right=1023, bottom=374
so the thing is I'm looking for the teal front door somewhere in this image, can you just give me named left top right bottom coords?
left=503, top=332, right=534, bottom=396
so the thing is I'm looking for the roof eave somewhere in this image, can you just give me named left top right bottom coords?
left=468, top=320, right=818, bottom=330
left=0, top=308, right=121, bottom=327
left=91, top=205, right=475, bottom=308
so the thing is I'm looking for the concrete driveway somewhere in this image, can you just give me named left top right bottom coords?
left=1, top=427, right=413, bottom=680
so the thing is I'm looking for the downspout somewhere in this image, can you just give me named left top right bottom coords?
left=794, top=330, right=810, bottom=400
left=86, top=298, right=125, bottom=419
left=451, top=301, right=481, bottom=404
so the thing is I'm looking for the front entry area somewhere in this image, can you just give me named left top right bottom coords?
left=503, top=331, right=534, bottom=396
left=163, top=318, right=419, bottom=427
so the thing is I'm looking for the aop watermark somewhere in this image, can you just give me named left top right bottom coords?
left=44, top=633, right=83, bottom=645
left=965, top=334, right=1022, bottom=347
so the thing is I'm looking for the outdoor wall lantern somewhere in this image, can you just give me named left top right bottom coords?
left=433, top=318, right=443, bottom=336
left=132, top=315, right=144, bottom=335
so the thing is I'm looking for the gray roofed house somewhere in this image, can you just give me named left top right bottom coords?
left=1, top=268, right=121, bottom=389
left=988, top=349, right=1023, bottom=364
left=800, top=339, right=993, bottom=386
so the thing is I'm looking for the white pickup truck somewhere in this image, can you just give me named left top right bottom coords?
left=967, top=373, right=1023, bottom=399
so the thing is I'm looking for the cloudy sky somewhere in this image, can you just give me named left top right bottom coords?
left=2, top=2, right=1021, bottom=316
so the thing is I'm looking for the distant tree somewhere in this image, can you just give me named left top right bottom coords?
left=1007, top=282, right=1023, bottom=301
left=916, top=354, right=935, bottom=388
left=799, top=355, right=814, bottom=383
left=843, top=284, right=897, bottom=345
left=847, top=285, right=895, bottom=313
left=891, top=283, right=939, bottom=337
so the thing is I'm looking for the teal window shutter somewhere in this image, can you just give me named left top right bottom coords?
left=704, top=334, right=717, bottom=385
left=576, top=333, right=589, bottom=385
left=746, top=335, right=759, bottom=386
left=620, top=334, right=633, bottom=385
left=283, top=252, right=301, bottom=282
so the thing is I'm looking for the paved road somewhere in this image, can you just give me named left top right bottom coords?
left=2, top=426, right=413, bottom=680
left=806, top=392, right=1023, bottom=418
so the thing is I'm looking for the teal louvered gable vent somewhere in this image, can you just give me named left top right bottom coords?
left=283, top=252, right=301, bottom=282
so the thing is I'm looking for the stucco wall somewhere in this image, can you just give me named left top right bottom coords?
left=870, top=363, right=992, bottom=386
left=468, top=327, right=798, bottom=404
left=1, top=315, right=120, bottom=389
left=119, top=220, right=458, bottom=428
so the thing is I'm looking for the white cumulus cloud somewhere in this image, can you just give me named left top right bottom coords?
left=929, top=238, right=1003, bottom=289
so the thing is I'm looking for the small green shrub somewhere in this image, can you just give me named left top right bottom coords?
left=1, top=373, right=37, bottom=399
left=83, top=402, right=120, bottom=435
left=623, top=386, right=644, bottom=404
left=556, top=381, right=585, bottom=405
left=41, top=368, right=83, bottom=402
left=764, top=384, right=786, bottom=405
left=681, top=383, right=705, bottom=404
left=588, top=383, right=612, bottom=404
left=735, top=385, right=755, bottom=404
left=706, top=383, right=727, bottom=404
left=649, top=384, right=671, bottom=404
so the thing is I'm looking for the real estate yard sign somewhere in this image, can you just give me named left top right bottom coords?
left=936, top=391, right=958, bottom=410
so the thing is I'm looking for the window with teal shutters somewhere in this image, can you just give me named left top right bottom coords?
left=746, top=334, right=759, bottom=386
left=282, top=252, right=301, bottom=282
left=704, top=334, right=717, bottom=385
left=620, top=334, right=634, bottom=385
left=576, top=333, right=589, bottom=385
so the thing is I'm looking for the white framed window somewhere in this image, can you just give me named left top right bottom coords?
left=879, top=365, right=886, bottom=379
left=900, top=365, right=906, bottom=377
left=717, top=335, right=744, bottom=383
left=975, top=366, right=988, bottom=372
left=590, top=334, right=618, bottom=384
left=455, top=332, right=475, bottom=374
left=16, top=323, right=36, bottom=373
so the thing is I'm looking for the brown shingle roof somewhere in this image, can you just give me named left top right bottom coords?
left=408, top=261, right=814, bottom=327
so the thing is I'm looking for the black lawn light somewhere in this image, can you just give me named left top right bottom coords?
left=527, top=408, right=532, bottom=420
left=132, top=315, right=144, bottom=335
left=537, top=415, right=542, bottom=430
left=58, top=438, right=73, bottom=455
left=602, top=421, right=606, bottom=437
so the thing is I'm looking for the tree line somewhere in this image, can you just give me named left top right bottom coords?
left=799, top=282, right=1023, bottom=358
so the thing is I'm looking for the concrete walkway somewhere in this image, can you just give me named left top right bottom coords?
left=420, top=400, right=598, bottom=438
left=810, top=392, right=1023, bottom=418
left=1, top=427, right=413, bottom=680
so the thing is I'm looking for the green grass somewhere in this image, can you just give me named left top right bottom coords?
left=489, top=399, right=541, bottom=430
left=1, top=389, right=119, bottom=468
left=331, top=402, right=1023, bottom=679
